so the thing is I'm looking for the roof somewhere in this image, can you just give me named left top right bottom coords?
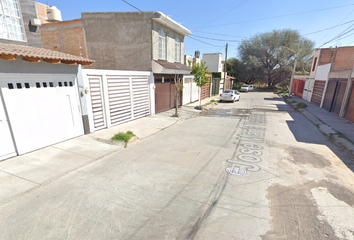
left=152, top=60, right=191, bottom=74
left=0, top=43, right=94, bottom=65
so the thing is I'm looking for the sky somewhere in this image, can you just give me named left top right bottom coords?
left=39, top=0, right=354, bottom=60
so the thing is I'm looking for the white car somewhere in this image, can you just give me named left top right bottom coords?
left=240, top=84, right=254, bottom=92
left=220, top=90, right=240, bottom=103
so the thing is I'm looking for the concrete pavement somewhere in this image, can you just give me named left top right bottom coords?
left=0, top=96, right=218, bottom=205
left=286, top=95, right=354, bottom=155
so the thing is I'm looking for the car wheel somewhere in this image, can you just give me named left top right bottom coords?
left=220, top=100, right=222, bottom=103
left=237, top=97, right=240, bottom=101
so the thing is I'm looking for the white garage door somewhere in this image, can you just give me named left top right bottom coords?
left=0, top=74, right=83, bottom=155
left=0, top=93, right=16, bottom=161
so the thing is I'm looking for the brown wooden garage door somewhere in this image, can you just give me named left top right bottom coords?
left=155, top=82, right=181, bottom=114
left=311, top=80, right=325, bottom=107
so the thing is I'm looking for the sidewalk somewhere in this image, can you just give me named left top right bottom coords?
left=287, top=95, right=354, bottom=155
left=0, top=96, right=217, bottom=205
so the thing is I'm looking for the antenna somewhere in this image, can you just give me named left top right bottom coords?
left=122, top=0, right=142, bottom=12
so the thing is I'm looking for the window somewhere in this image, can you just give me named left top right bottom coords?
left=175, top=37, right=181, bottom=63
left=158, top=29, right=166, bottom=60
left=0, top=0, right=25, bottom=41
left=312, top=57, right=317, bottom=72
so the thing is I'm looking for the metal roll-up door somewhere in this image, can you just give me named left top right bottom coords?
left=88, top=76, right=107, bottom=130
left=107, top=76, right=132, bottom=125
left=322, top=81, right=337, bottom=111
left=132, top=76, right=150, bottom=119
left=331, top=81, right=347, bottom=115
left=311, top=80, right=325, bottom=107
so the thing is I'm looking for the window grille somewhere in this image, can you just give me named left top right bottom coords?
left=175, top=37, right=181, bottom=63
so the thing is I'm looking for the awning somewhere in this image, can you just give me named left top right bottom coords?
left=0, top=43, right=94, bottom=65
left=152, top=60, right=191, bottom=75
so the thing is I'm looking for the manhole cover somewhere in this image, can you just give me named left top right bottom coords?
left=225, top=167, right=247, bottom=176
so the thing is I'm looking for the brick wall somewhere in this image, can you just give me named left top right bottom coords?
left=319, top=48, right=335, bottom=66
left=332, top=47, right=354, bottom=71
left=201, top=76, right=211, bottom=100
left=35, top=2, right=49, bottom=24
left=40, top=19, right=87, bottom=58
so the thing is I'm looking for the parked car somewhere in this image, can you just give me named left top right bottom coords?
left=240, top=84, right=251, bottom=92
left=220, top=90, right=240, bottom=103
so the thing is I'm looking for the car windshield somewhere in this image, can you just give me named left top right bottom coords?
left=224, top=90, right=233, bottom=93
left=242, top=85, right=249, bottom=87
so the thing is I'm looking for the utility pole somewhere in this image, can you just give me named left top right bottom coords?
left=288, top=42, right=300, bottom=97
left=223, top=43, right=228, bottom=91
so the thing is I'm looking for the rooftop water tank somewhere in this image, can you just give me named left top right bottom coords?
left=47, top=6, right=62, bottom=22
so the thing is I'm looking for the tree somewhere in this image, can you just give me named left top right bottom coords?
left=226, top=58, right=263, bottom=85
left=191, top=61, right=209, bottom=108
left=172, top=74, right=183, bottom=117
left=238, top=29, right=314, bottom=87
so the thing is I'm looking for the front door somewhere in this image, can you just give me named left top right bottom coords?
left=0, top=91, right=16, bottom=160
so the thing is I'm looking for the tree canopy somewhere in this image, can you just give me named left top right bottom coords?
left=238, top=29, right=314, bottom=87
left=191, top=61, right=209, bottom=107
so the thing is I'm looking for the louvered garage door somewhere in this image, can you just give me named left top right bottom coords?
left=132, top=76, right=150, bottom=118
left=311, top=80, right=325, bottom=107
left=107, top=76, right=132, bottom=125
left=107, top=75, right=150, bottom=126
left=1, top=74, right=83, bottom=155
left=331, top=81, right=347, bottom=115
left=322, top=81, right=337, bottom=112
left=88, top=76, right=106, bottom=130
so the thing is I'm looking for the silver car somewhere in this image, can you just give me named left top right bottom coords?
left=220, top=90, right=240, bottom=103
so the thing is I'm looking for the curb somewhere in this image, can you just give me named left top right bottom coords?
left=279, top=94, right=354, bottom=157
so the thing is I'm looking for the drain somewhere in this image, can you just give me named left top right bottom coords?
left=225, top=167, right=247, bottom=176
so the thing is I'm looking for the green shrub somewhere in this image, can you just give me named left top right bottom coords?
left=112, top=131, right=136, bottom=147
left=294, top=102, right=307, bottom=110
left=282, top=93, right=289, bottom=99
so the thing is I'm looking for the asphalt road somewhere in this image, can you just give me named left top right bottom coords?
left=1, top=92, right=354, bottom=239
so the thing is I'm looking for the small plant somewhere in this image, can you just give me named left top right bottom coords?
left=111, top=131, right=136, bottom=148
left=294, top=102, right=307, bottom=110
left=290, top=100, right=297, bottom=104
left=282, top=93, right=289, bottom=99
left=210, top=99, right=217, bottom=103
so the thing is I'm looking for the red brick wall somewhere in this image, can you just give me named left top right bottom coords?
left=319, top=48, right=335, bottom=66
left=201, top=76, right=211, bottom=100
left=332, top=47, right=354, bottom=71
left=40, top=19, right=87, bottom=58
left=36, top=2, right=49, bottom=24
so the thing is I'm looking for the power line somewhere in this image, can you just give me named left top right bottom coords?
left=122, top=0, right=142, bottom=12
left=191, top=35, right=242, bottom=42
left=318, top=8, right=354, bottom=42
left=318, top=24, right=354, bottom=47
left=193, top=0, right=249, bottom=28
left=193, top=3, right=354, bottom=29
left=301, top=19, right=354, bottom=36
left=187, top=36, right=223, bottom=47
left=192, top=30, right=246, bottom=38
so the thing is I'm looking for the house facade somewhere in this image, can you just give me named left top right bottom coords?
left=0, top=0, right=94, bottom=161
left=40, top=11, right=192, bottom=118
left=301, top=46, right=354, bottom=123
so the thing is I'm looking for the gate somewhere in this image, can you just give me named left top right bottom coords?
left=322, top=81, right=337, bottom=112
left=311, top=80, right=325, bottom=107
left=212, top=78, right=220, bottom=95
left=331, top=81, right=347, bottom=115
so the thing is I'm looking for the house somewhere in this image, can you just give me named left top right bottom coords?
left=39, top=11, right=192, bottom=124
left=301, top=46, right=354, bottom=123
left=202, top=53, right=227, bottom=95
left=0, top=0, right=94, bottom=161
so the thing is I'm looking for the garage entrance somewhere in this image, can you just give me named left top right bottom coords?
left=0, top=74, right=83, bottom=155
